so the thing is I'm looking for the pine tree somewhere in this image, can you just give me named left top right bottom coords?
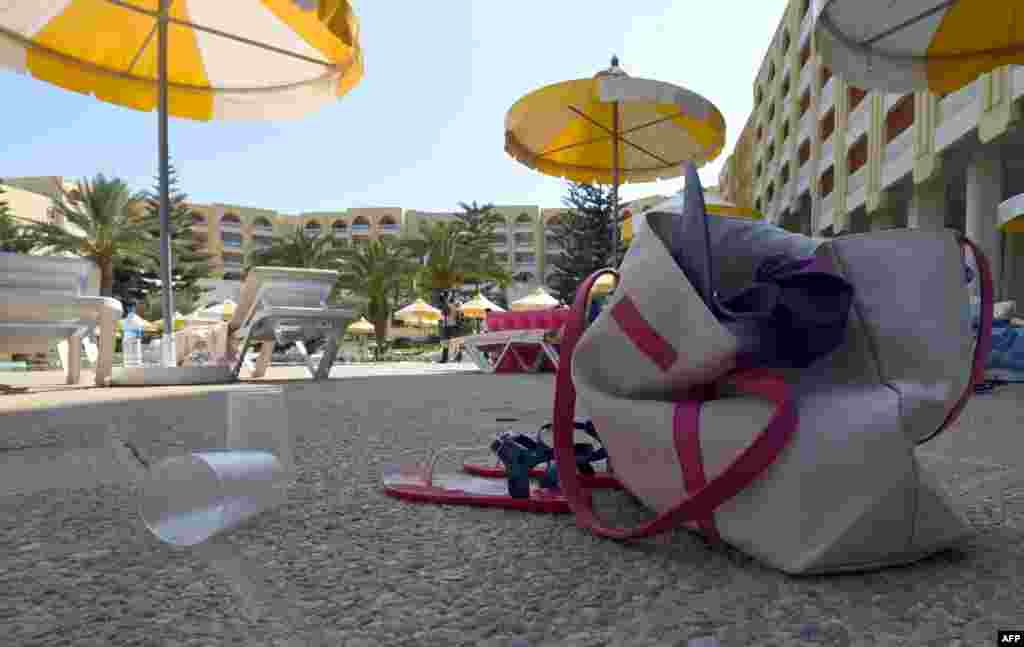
left=545, top=182, right=619, bottom=305
left=120, top=162, right=214, bottom=311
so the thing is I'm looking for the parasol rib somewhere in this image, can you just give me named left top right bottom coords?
left=566, top=105, right=674, bottom=167
left=539, top=111, right=687, bottom=158
left=104, top=0, right=333, bottom=68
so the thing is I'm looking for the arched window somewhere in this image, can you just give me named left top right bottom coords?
left=379, top=216, right=399, bottom=236
left=351, top=216, right=370, bottom=235
left=221, top=212, right=241, bottom=226
left=191, top=214, right=206, bottom=226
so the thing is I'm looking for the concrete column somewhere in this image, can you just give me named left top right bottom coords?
left=907, top=177, right=947, bottom=230
left=965, top=147, right=1004, bottom=299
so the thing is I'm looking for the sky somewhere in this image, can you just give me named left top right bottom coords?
left=0, top=1, right=787, bottom=214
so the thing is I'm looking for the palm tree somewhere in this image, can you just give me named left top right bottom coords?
left=20, top=175, right=151, bottom=296
left=402, top=219, right=511, bottom=361
left=335, top=237, right=416, bottom=360
left=0, top=184, right=35, bottom=254
left=248, top=223, right=342, bottom=270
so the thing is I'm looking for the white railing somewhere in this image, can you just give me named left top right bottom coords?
left=222, top=239, right=243, bottom=249
left=849, top=102, right=869, bottom=137
left=492, top=239, right=508, bottom=249
left=848, top=167, right=867, bottom=194
left=821, top=77, right=835, bottom=108
left=219, top=222, right=242, bottom=233
left=350, top=224, right=370, bottom=234
left=379, top=224, right=400, bottom=234
left=821, top=134, right=834, bottom=165
left=939, top=81, right=977, bottom=122
left=516, top=239, right=534, bottom=249
left=885, top=128, right=913, bottom=163
left=332, top=228, right=349, bottom=238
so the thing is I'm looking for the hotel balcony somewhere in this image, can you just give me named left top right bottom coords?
left=221, top=239, right=244, bottom=251
left=820, top=77, right=835, bottom=110
left=848, top=102, right=869, bottom=139
left=514, top=238, right=535, bottom=249
left=514, top=222, right=535, bottom=233
left=253, top=225, right=274, bottom=236
left=350, top=224, right=370, bottom=235
left=797, top=163, right=812, bottom=196
left=936, top=81, right=979, bottom=151
left=820, top=135, right=834, bottom=170
left=379, top=223, right=400, bottom=235
left=847, top=166, right=868, bottom=209
left=883, top=128, right=914, bottom=188
left=492, top=237, right=508, bottom=249
left=820, top=192, right=835, bottom=232
left=798, top=112, right=813, bottom=142
left=303, top=226, right=322, bottom=239
left=799, top=9, right=813, bottom=47
left=332, top=227, right=350, bottom=239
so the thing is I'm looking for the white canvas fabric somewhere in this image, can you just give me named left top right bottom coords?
left=566, top=211, right=989, bottom=574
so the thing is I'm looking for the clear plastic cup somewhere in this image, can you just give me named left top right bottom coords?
left=139, top=449, right=288, bottom=546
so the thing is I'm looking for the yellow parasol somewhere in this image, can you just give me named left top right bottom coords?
left=813, top=0, right=1024, bottom=95
left=0, top=1, right=363, bottom=366
left=510, top=288, right=560, bottom=311
left=459, top=293, right=505, bottom=319
left=346, top=316, right=375, bottom=335
left=505, top=56, right=726, bottom=260
left=395, top=299, right=442, bottom=327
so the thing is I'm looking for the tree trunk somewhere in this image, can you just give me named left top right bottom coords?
left=99, top=258, right=115, bottom=298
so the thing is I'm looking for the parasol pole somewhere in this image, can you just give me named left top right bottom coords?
left=610, top=56, right=621, bottom=266
left=157, top=0, right=176, bottom=367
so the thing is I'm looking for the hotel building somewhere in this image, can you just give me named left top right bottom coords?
left=717, top=0, right=1024, bottom=305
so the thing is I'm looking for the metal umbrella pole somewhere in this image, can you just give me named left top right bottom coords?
left=611, top=96, right=620, bottom=265
left=157, top=0, right=176, bottom=367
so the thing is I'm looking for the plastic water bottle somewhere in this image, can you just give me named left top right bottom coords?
left=122, top=305, right=144, bottom=368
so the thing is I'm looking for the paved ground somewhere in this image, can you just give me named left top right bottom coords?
left=0, top=366, right=1022, bottom=646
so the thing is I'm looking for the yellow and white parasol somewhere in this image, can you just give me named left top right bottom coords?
left=395, top=299, right=442, bottom=327
left=813, top=0, right=1024, bottom=95
left=505, top=56, right=726, bottom=259
left=0, top=0, right=363, bottom=365
left=458, top=293, right=505, bottom=320
left=510, top=288, right=560, bottom=311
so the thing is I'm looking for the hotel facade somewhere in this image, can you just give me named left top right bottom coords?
left=3, top=175, right=665, bottom=303
left=718, top=0, right=1024, bottom=306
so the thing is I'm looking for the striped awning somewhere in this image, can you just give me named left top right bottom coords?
left=814, top=0, right=1024, bottom=95
left=0, top=0, right=363, bottom=121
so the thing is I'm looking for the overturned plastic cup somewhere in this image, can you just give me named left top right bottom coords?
left=139, top=449, right=289, bottom=546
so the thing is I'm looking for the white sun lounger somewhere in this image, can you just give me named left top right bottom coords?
left=0, top=252, right=122, bottom=386
left=459, top=329, right=561, bottom=373
left=228, top=267, right=355, bottom=380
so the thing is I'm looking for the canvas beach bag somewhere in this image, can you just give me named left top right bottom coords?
left=551, top=180, right=994, bottom=575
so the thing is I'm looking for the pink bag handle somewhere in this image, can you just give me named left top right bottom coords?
left=552, top=268, right=799, bottom=540
left=917, top=234, right=995, bottom=444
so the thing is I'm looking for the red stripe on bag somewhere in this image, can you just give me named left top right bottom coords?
left=611, top=294, right=678, bottom=372
left=674, top=400, right=721, bottom=542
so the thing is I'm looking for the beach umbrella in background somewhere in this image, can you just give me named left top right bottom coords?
left=504, top=56, right=726, bottom=263
left=459, top=292, right=505, bottom=333
left=396, top=299, right=443, bottom=328
left=0, top=1, right=363, bottom=368
left=346, top=315, right=374, bottom=361
left=510, top=287, right=560, bottom=311
left=813, top=0, right=1024, bottom=95
left=188, top=299, right=236, bottom=323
